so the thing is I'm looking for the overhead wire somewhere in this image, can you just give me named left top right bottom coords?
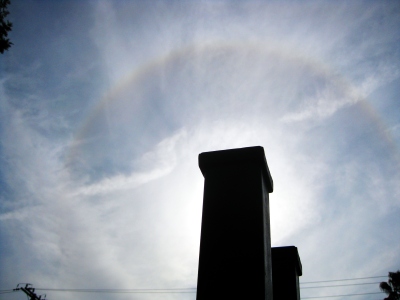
left=301, top=281, right=381, bottom=289
left=35, top=288, right=196, bottom=294
left=301, top=276, right=387, bottom=284
left=300, top=275, right=386, bottom=298
left=302, top=291, right=384, bottom=299
left=2, top=275, right=387, bottom=297
left=0, top=290, right=16, bottom=294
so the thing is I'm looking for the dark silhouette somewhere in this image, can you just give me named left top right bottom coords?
left=272, top=246, right=302, bottom=300
left=0, top=0, right=13, bottom=53
left=195, top=146, right=302, bottom=300
left=196, top=146, right=274, bottom=300
left=14, top=284, right=45, bottom=300
left=380, top=271, right=400, bottom=300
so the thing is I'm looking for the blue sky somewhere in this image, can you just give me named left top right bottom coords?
left=1, top=1, right=399, bottom=300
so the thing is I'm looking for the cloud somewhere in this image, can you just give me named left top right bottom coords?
left=73, top=129, right=186, bottom=196
left=281, top=78, right=360, bottom=122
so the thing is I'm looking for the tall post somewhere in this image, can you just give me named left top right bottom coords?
left=271, top=246, right=302, bottom=300
left=196, top=146, right=274, bottom=300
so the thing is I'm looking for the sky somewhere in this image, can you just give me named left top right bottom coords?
left=0, top=1, right=400, bottom=300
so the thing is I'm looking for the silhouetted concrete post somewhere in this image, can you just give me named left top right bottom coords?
left=196, top=146, right=274, bottom=300
left=271, top=246, right=302, bottom=300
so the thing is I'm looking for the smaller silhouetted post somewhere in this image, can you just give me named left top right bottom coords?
left=196, top=146, right=274, bottom=300
left=271, top=246, right=302, bottom=300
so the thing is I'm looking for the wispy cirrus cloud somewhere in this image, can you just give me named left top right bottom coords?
left=73, top=129, right=186, bottom=196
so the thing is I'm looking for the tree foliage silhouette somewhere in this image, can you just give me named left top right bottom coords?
left=380, top=271, right=400, bottom=300
left=0, top=0, right=12, bottom=53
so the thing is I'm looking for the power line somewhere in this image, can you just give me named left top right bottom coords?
left=35, top=288, right=196, bottom=294
left=300, top=276, right=387, bottom=298
left=0, top=290, right=16, bottom=294
left=21, top=289, right=386, bottom=298
left=301, top=276, right=387, bottom=284
left=4, top=275, right=387, bottom=297
left=302, top=291, right=384, bottom=299
left=301, top=281, right=381, bottom=289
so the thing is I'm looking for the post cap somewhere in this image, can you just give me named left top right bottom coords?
left=271, top=246, right=302, bottom=276
left=199, top=146, right=273, bottom=193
